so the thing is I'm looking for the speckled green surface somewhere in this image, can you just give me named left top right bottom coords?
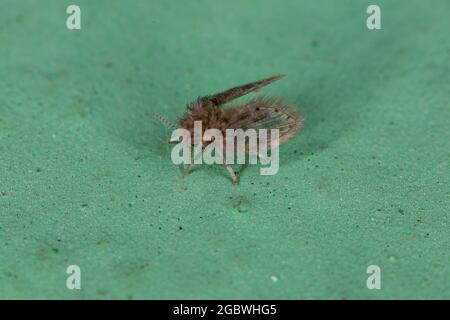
left=1, top=0, right=449, bottom=299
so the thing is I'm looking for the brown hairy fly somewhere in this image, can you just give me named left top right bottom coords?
left=149, top=75, right=303, bottom=184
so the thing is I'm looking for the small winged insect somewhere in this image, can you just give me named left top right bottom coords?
left=149, top=75, right=303, bottom=184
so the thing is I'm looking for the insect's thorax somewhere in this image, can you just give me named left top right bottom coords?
left=179, top=105, right=226, bottom=134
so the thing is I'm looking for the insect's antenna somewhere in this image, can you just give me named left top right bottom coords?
left=199, top=74, right=285, bottom=107
left=145, top=112, right=179, bottom=130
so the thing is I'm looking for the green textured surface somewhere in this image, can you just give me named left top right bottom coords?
left=1, top=0, right=449, bottom=299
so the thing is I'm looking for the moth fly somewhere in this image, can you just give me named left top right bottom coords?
left=149, top=75, right=303, bottom=184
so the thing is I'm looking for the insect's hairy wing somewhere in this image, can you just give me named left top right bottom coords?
left=197, top=75, right=285, bottom=107
left=227, top=96, right=303, bottom=145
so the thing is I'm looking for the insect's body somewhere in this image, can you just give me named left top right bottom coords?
left=151, top=75, right=303, bottom=184
left=179, top=103, right=224, bottom=143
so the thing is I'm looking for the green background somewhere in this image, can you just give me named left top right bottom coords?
left=1, top=0, right=449, bottom=299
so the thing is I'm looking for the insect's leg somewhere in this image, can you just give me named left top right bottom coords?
left=221, top=151, right=238, bottom=184
left=183, top=147, right=203, bottom=177
left=215, top=146, right=238, bottom=185
left=224, top=163, right=238, bottom=185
